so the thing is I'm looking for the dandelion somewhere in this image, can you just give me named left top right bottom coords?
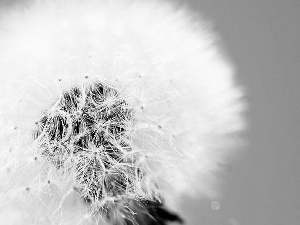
left=0, top=0, right=246, bottom=224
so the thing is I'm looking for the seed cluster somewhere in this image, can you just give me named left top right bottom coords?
left=32, top=81, right=144, bottom=209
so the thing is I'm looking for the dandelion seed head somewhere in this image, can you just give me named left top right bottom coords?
left=0, top=0, right=246, bottom=223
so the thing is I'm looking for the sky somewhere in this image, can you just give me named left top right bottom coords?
left=180, top=1, right=300, bottom=225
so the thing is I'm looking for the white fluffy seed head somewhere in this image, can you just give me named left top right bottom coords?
left=0, top=0, right=246, bottom=224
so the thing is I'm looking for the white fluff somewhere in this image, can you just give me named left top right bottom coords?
left=0, top=0, right=246, bottom=224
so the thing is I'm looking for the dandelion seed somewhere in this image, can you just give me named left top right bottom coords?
left=211, top=201, right=221, bottom=211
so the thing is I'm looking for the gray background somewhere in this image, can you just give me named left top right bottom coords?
left=180, top=0, right=300, bottom=225
left=1, top=0, right=299, bottom=225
